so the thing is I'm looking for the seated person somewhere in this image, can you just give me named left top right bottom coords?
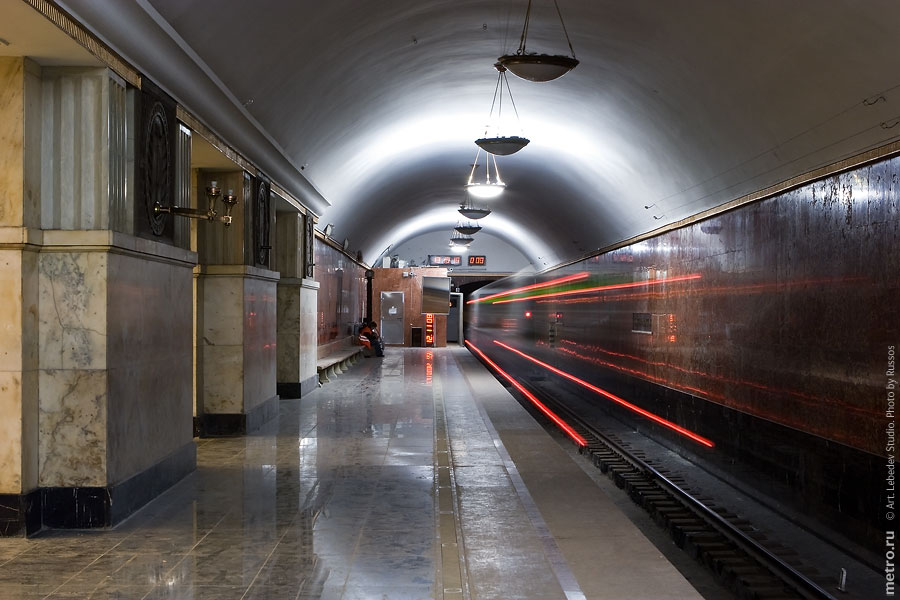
left=360, top=321, right=384, bottom=357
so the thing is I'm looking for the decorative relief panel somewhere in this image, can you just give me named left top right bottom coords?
left=135, top=80, right=176, bottom=242
left=254, top=177, right=272, bottom=268
left=143, top=101, right=169, bottom=237
left=305, top=215, right=315, bottom=279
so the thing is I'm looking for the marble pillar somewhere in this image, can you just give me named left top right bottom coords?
left=37, top=232, right=197, bottom=528
left=276, top=278, right=320, bottom=398
left=0, top=57, right=41, bottom=535
left=274, top=211, right=318, bottom=398
left=2, top=58, right=197, bottom=535
left=197, top=265, right=279, bottom=434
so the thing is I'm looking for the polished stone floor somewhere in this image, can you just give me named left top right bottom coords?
left=0, top=347, right=704, bottom=599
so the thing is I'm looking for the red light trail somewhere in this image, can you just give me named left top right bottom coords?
left=465, top=340, right=587, bottom=447
left=490, top=273, right=702, bottom=304
left=467, top=272, right=589, bottom=304
left=492, top=340, right=715, bottom=448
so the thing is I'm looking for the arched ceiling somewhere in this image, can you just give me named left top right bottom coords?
left=57, top=0, right=900, bottom=268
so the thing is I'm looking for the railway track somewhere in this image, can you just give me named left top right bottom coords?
left=501, top=375, right=845, bottom=600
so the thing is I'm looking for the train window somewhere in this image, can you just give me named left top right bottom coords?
left=632, top=312, right=652, bottom=334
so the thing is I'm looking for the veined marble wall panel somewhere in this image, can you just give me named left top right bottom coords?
left=0, top=57, right=41, bottom=494
left=298, top=281, right=318, bottom=384
left=276, top=278, right=318, bottom=386
left=0, top=250, right=24, bottom=492
left=0, top=370, right=23, bottom=492
left=38, top=250, right=109, bottom=487
left=199, top=274, right=244, bottom=414
left=39, top=252, right=108, bottom=371
left=276, top=281, right=301, bottom=383
left=0, top=57, right=25, bottom=226
left=38, top=369, right=107, bottom=487
left=40, top=67, right=112, bottom=231
left=243, top=275, right=277, bottom=412
left=106, top=251, right=193, bottom=483
left=20, top=249, right=39, bottom=492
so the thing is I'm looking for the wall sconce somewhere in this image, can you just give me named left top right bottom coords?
left=154, top=181, right=237, bottom=225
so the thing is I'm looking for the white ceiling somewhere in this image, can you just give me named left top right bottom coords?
left=26, top=1, right=900, bottom=267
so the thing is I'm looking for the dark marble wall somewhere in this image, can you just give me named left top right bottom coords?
left=468, top=153, right=900, bottom=554
left=315, top=239, right=366, bottom=349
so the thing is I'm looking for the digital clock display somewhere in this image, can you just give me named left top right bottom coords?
left=428, top=255, right=461, bottom=266
left=468, top=255, right=487, bottom=266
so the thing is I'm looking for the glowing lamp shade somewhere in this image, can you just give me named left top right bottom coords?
left=454, top=223, right=482, bottom=235
left=497, top=54, right=579, bottom=82
left=465, top=182, right=505, bottom=199
left=475, top=136, right=530, bottom=156
left=458, top=206, right=492, bottom=220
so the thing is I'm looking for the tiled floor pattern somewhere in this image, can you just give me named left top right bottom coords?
left=0, top=347, right=704, bottom=600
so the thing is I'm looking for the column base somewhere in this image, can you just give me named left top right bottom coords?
left=277, top=374, right=319, bottom=399
left=200, top=394, right=280, bottom=436
left=0, top=441, right=196, bottom=535
left=0, top=489, right=41, bottom=537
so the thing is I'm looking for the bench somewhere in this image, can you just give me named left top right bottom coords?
left=316, top=337, right=365, bottom=385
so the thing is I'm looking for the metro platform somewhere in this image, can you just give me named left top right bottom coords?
left=0, top=346, right=711, bottom=600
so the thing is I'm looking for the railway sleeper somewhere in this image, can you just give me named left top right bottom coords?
left=703, top=548, right=745, bottom=570
left=630, top=488, right=668, bottom=508
left=670, top=523, right=712, bottom=547
left=738, top=582, right=796, bottom=600
left=684, top=538, right=730, bottom=559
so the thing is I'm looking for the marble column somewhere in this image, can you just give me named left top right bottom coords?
left=2, top=59, right=198, bottom=535
left=37, top=233, right=197, bottom=529
left=275, top=211, right=319, bottom=398
left=197, top=265, right=280, bottom=434
left=276, top=278, right=320, bottom=398
left=0, top=57, right=41, bottom=535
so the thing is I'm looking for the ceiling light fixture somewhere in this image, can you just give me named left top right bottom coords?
left=450, top=231, right=475, bottom=247
left=454, top=221, right=483, bottom=236
left=498, top=0, right=579, bottom=82
left=458, top=197, right=492, bottom=220
left=465, top=147, right=505, bottom=199
left=474, top=63, right=529, bottom=156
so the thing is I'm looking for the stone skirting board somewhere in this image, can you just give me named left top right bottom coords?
left=0, top=441, right=195, bottom=535
left=0, top=489, right=41, bottom=536
left=41, top=441, right=196, bottom=530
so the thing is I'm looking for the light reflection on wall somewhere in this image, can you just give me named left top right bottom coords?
left=469, top=158, right=899, bottom=457
left=315, top=239, right=366, bottom=346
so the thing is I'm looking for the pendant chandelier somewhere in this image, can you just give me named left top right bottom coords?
left=458, top=198, right=492, bottom=220
left=498, top=0, right=579, bottom=82
left=465, top=147, right=505, bottom=199
left=474, top=63, right=529, bottom=156
left=450, top=231, right=475, bottom=247
left=454, top=221, right=483, bottom=236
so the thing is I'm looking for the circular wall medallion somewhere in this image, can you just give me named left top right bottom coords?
left=143, top=101, right=170, bottom=236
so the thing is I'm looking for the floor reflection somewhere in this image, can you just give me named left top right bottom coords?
left=0, top=352, right=436, bottom=599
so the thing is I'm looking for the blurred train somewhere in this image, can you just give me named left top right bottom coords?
left=464, top=157, right=899, bottom=557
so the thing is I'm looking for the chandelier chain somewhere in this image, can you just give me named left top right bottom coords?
left=516, top=0, right=576, bottom=58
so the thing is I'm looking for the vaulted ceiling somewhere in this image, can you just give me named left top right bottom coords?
left=35, top=1, right=900, bottom=267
